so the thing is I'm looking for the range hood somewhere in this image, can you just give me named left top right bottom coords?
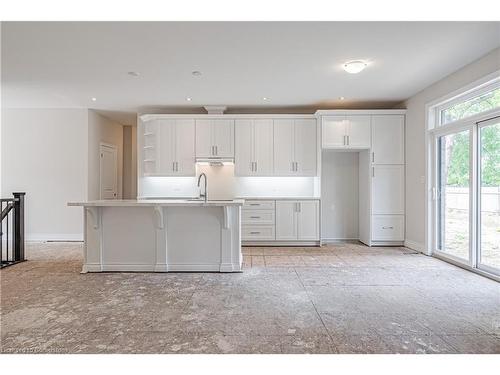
left=195, top=157, right=234, bottom=166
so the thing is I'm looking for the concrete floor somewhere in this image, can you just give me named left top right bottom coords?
left=1, top=242, right=499, bottom=354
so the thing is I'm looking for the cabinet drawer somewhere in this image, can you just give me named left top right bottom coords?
left=243, top=200, right=275, bottom=210
left=242, top=226, right=276, bottom=241
left=372, top=215, right=404, bottom=241
left=242, top=210, right=275, bottom=225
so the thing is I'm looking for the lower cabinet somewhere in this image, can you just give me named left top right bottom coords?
left=241, top=199, right=320, bottom=243
left=372, top=215, right=405, bottom=241
left=275, top=200, right=320, bottom=241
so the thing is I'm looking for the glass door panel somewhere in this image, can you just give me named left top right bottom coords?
left=478, top=120, right=500, bottom=273
left=437, top=130, right=470, bottom=262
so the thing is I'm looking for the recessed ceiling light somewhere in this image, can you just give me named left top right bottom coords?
left=91, top=97, right=97, bottom=101
left=339, top=96, right=345, bottom=100
left=192, top=71, right=202, bottom=76
left=127, top=71, right=140, bottom=77
left=263, top=97, right=268, bottom=101
left=186, top=97, right=192, bottom=102
left=343, top=60, right=368, bottom=74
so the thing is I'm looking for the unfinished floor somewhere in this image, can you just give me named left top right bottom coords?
left=1, top=242, right=499, bottom=354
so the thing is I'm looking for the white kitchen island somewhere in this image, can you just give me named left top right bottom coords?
left=68, top=199, right=244, bottom=273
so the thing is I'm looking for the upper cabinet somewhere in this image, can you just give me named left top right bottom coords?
left=235, top=119, right=273, bottom=176
left=371, top=115, right=405, bottom=164
left=274, top=118, right=317, bottom=176
left=322, top=115, right=371, bottom=149
left=142, top=119, right=195, bottom=176
left=195, top=119, right=234, bottom=158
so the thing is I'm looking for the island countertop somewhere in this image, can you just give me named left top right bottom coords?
left=68, top=199, right=245, bottom=207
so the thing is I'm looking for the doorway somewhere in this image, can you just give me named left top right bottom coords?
left=100, top=143, right=118, bottom=199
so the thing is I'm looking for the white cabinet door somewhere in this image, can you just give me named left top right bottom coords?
left=294, top=119, right=317, bottom=176
left=157, top=119, right=176, bottom=175
left=372, top=165, right=404, bottom=215
left=322, top=116, right=346, bottom=148
left=346, top=116, right=371, bottom=148
left=371, top=115, right=404, bottom=164
left=212, top=119, right=234, bottom=157
left=297, top=201, right=319, bottom=240
left=253, top=119, right=274, bottom=175
left=274, top=119, right=295, bottom=176
left=195, top=119, right=213, bottom=157
left=174, top=119, right=195, bottom=176
left=235, top=119, right=254, bottom=175
left=276, top=201, right=297, bottom=240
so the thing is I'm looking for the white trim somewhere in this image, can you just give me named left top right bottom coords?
left=140, top=114, right=317, bottom=121
left=315, top=109, right=407, bottom=116
left=242, top=241, right=320, bottom=247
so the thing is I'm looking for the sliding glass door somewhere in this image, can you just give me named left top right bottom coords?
left=436, top=130, right=471, bottom=263
left=478, top=118, right=500, bottom=274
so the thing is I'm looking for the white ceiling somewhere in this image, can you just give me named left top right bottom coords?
left=2, top=22, right=500, bottom=125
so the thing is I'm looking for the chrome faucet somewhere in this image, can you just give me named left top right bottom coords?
left=197, top=172, right=207, bottom=202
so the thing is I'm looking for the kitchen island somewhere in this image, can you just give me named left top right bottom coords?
left=68, top=199, right=244, bottom=273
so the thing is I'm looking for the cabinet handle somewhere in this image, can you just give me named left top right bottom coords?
left=295, top=162, right=298, bottom=172
left=250, top=231, right=261, bottom=235
left=372, top=152, right=375, bottom=163
left=347, top=135, right=350, bottom=146
left=250, top=216, right=261, bottom=219
left=343, top=135, right=346, bottom=146
left=172, top=161, right=175, bottom=172
left=176, top=162, right=179, bottom=172
left=382, top=226, right=394, bottom=230
left=215, top=145, right=218, bottom=156
left=255, top=161, right=257, bottom=172
left=372, top=167, right=375, bottom=178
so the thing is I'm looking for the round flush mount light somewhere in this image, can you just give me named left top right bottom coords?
left=262, top=97, right=268, bottom=101
left=191, top=71, right=202, bottom=76
left=127, top=71, right=140, bottom=77
left=91, top=97, right=97, bottom=102
left=186, top=97, right=192, bottom=102
left=343, top=60, right=368, bottom=74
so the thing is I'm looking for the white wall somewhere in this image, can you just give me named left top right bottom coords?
left=404, top=47, right=500, bottom=252
left=321, top=151, right=359, bottom=240
left=1, top=108, right=88, bottom=240
left=87, top=110, right=123, bottom=200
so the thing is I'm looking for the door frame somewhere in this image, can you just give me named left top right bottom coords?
left=99, top=142, right=118, bottom=200
left=429, top=111, right=500, bottom=278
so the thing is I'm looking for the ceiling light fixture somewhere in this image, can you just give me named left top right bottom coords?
left=343, top=60, right=368, bottom=74
left=191, top=71, right=202, bottom=76
left=91, top=97, right=97, bottom=101
left=127, top=71, right=140, bottom=77
left=186, top=97, right=192, bottom=102
left=263, top=97, right=268, bottom=101
left=339, top=96, right=345, bottom=100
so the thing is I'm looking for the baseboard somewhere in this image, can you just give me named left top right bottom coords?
left=404, top=240, right=426, bottom=254
left=26, top=233, right=84, bottom=242
left=242, top=241, right=320, bottom=247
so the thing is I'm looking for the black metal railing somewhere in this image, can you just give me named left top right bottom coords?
left=1, top=192, right=25, bottom=268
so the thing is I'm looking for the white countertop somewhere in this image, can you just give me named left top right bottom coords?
left=68, top=199, right=245, bottom=207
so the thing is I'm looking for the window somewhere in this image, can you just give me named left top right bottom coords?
left=429, top=74, right=500, bottom=277
left=439, top=85, right=500, bottom=126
